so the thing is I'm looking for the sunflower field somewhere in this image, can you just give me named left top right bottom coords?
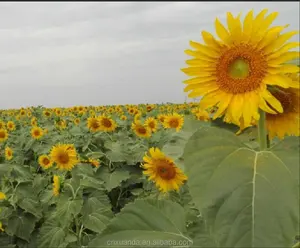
left=1, top=9, right=300, bottom=248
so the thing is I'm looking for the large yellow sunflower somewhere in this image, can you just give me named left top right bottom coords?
left=266, top=79, right=299, bottom=139
left=87, top=116, right=101, bottom=132
left=142, top=147, right=187, bottom=193
left=49, top=144, right=79, bottom=171
left=31, top=126, right=44, bottom=139
left=0, top=129, right=8, bottom=143
left=38, top=155, right=53, bottom=169
left=181, top=9, right=300, bottom=128
left=98, top=115, right=117, bottom=132
left=6, top=121, right=16, bottom=131
left=163, top=113, right=184, bottom=132
left=131, top=121, right=152, bottom=138
left=5, top=147, right=13, bottom=161
left=145, top=117, right=158, bottom=133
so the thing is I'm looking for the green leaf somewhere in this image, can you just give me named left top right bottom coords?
left=97, top=168, right=131, bottom=191
left=37, top=219, right=66, bottom=248
left=5, top=213, right=36, bottom=242
left=83, top=210, right=111, bottom=233
left=89, top=199, right=193, bottom=247
left=54, top=195, right=83, bottom=227
left=18, top=198, right=42, bottom=219
left=184, top=127, right=300, bottom=247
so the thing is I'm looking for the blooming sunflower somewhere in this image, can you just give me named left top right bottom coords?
left=266, top=77, right=300, bottom=139
left=0, top=129, right=8, bottom=143
left=38, top=155, right=53, bottom=169
left=49, top=144, right=79, bottom=171
left=0, top=192, right=6, bottom=200
left=52, top=175, right=61, bottom=196
left=194, top=109, right=211, bottom=122
left=5, top=147, right=13, bottom=161
left=74, top=118, right=80, bottom=126
left=31, top=126, right=44, bottom=139
left=120, top=115, right=127, bottom=121
left=181, top=9, right=300, bottom=128
left=163, top=113, right=184, bottom=132
left=142, top=147, right=187, bottom=193
left=145, top=117, right=158, bottom=132
left=6, top=121, right=16, bottom=131
left=87, top=116, right=101, bottom=132
left=0, top=121, right=5, bottom=129
left=131, top=121, right=152, bottom=138
left=98, top=116, right=117, bottom=132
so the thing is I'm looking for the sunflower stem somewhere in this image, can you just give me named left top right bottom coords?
left=257, top=109, right=268, bottom=151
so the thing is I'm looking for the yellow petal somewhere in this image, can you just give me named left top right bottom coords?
left=256, top=26, right=287, bottom=50
left=259, top=98, right=277, bottom=114
left=227, top=12, right=242, bottom=42
left=184, top=49, right=215, bottom=61
left=199, top=90, right=223, bottom=109
left=213, top=94, right=232, bottom=119
left=184, top=82, right=215, bottom=92
left=183, top=76, right=216, bottom=85
left=267, top=42, right=300, bottom=60
left=227, top=94, right=244, bottom=123
left=268, top=51, right=300, bottom=65
left=242, top=92, right=259, bottom=126
left=215, top=18, right=230, bottom=43
left=268, top=64, right=300, bottom=74
left=188, top=85, right=219, bottom=97
left=185, top=58, right=215, bottom=67
left=243, top=10, right=254, bottom=39
left=201, top=31, right=222, bottom=51
left=181, top=67, right=214, bottom=77
left=189, top=41, right=220, bottom=58
left=263, top=75, right=290, bottom=88
left=264, top=31, right=300, bottom=54
left=258, top=12, right=278, bottom=34
left=262, top=90, right=283, bottom=113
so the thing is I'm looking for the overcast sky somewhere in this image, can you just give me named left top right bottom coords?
left=1, top=2, right=299, bottom=109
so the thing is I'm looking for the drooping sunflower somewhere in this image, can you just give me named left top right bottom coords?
left=145, top=117, right=158, bottom=133
left=49, top=144, right=79, bottom=171
left=0, top=129, right=8, bottom=143
left=266, top=77, right=300, bottom=139
left=87, top=116, right=101, bottom=132
left=5, top=147, right=13, bottom=161
left=181, top=9, right=300, bottom=128
left=163, top=113, right=184, bottom=132
left=131, top=121, right=152, bottom=138
left=31, top=126, right=44, bottom=139
left=52, top=175, right=61, bottom=196
left=98, top=115, right=117, bottom=132
left=142, top=147, right=188, bottom=193
left=38, top=155, right=53, bottom=169
left=6, top=121, right=16, bottom=131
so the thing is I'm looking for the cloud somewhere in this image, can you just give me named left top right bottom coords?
left=0, top=2, right=299, bottom=108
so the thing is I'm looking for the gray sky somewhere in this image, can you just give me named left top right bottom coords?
left=1, top=2, right=299, bottom=109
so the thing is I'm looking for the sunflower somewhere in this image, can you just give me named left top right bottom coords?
left=31, top=117, right=37, bottom=126
left=52, top=175, right=61, bottom=196
left=56, top=120, right=67, bottom=130
left=163, top=113, right=184, bottom=132
left=120, top=115, right=127, bottom=121
left=0, top=222, right=4, bottom=232
left=43, top=110, right=52, bottom=118
left=74, top=118, right=80, bottom=126
left=145, top=117, right=158, bottom=132
left=0, top=121, right=5, bottom=129
left=131, top=121, right=152, bottom=138
left=0, top=192, right=6, bottom=200
left=31, top=126, right=44, bottom=139
left=0, top=129, right=8, bottom=143
left=38, top=155, right=53, bottom=169
left=157, top=114, right=167, bottom=124
left=266, top=79, right=299, bottom=139
left=87, top=116, right=101, bottom=132
left=142, top=147, right=188, bottom=193
left=181, top=9, right=300, bottom=128
left=5, top=147, right=13, bottom=161
left=98, top=116, right=117, bottom=132
left=49, top=144, right=79, bottom=171
left=6, top=121, right=16, bottom=131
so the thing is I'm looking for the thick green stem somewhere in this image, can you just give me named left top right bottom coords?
left=258, top=109, right=268, bottom=151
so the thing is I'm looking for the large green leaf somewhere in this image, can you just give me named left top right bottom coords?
left=88, top=199, right=193, bottom=247
left=97, top=167, right=131, bottom=191
left=184, top=127, right=299, bottom=248
left=5, top=213, right=36, bottom=242
left=37, top=219, right=66, bottom=248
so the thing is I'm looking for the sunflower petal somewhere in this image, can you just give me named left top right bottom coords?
left=264, top=31, right=300, bottom=54
left=213, top=94, right=232, bottom=119
left=201, top=31, right=222, bottom=50
left=262, top=90, right=283, bottom=113
left=268, top=51, right=300, bottom=65
left=183, top=76, right=216, bottom=85
left=215, top=18, right=230, bottom=43
left=267, top=42, right=300, bottom=60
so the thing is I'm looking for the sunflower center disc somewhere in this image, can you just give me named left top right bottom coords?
left=229, top=58, right=250, bottom=79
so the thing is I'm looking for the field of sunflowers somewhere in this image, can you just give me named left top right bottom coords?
left=1, top=8, right=300, bottom=248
